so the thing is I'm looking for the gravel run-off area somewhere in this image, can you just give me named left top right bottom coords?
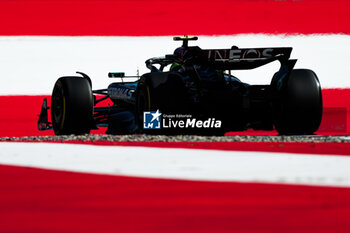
left=1, top=134, right=350, bottom=143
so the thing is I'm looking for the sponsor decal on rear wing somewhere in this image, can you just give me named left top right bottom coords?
left=198, top=47, right=293, bottom=70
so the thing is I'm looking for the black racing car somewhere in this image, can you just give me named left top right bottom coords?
left=38, top=36, right=322, bottom=135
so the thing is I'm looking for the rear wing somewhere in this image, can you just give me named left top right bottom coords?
left=171, top=36, right=293, bottom=70
left=197, top=47, right=293, bottom=70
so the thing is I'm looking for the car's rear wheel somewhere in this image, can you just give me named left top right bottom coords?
left=272, top=69, right=323, bottom=135
left=135, top=72, right=188, bottom=134
left=135, top=81, right=151, bottom=133
left=51, top=77, right=93, bottom=135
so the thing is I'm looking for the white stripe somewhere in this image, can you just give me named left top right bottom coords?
left=0, top=142, right=349, bottom=187
left=0, top=35, right=349, bottom=95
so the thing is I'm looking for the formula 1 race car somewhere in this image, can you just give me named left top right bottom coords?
left=38, top=36, right=322, bottom=135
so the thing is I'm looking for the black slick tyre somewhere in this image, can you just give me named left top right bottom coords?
left=272, top=69, right=323, bottom=135
left=135, top=72, right=188, bottom=135
left=51, top=77, right=93, bottom=135
left=135, top=81, right=151, bottom=133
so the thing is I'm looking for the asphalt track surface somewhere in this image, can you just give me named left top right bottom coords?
left=1, top=0, right=350, bottom=232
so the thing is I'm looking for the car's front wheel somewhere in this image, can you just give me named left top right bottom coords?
left=51, top=77, right=93, bottom=135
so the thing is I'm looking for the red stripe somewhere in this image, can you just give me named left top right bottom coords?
left=0, top=0, right=348, bottom=35
left=0, top=164, right=349, bottom=233
left=0, top=89, right=348, bottom=137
